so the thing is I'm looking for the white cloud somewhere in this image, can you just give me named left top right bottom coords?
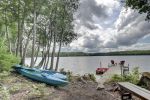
left=62, top=0, right=150, bottom=52
left=95, top=0, right=120, bottom=15
left=115, top=7, right=150, bottom=46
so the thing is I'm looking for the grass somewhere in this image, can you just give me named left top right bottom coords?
left=108, top=67, right=140, bottom=85
left=0, top=85, right=10, bottom=100
left=0, top=71, right=55, bottom=99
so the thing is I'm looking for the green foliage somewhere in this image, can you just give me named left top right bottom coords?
left=0, top=38, right=19, bottom=72
left=110, top=67, right=140, bottom=84
left=88, top=74, right=96, bottom=82
left=59, top=68, right=73, bottom=81
left=67, top=71, right=73, bottom=82
left=109, top=74, right=123, bottom=82
left=125, top=0, right=150, bottom=20
left=0, top=85, right=10, bottom=100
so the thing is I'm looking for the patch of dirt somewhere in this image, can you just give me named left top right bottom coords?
left=0, top=72, right=116, bottom=100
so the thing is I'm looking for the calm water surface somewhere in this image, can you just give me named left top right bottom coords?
left=26, top=56, right=150, bottom=75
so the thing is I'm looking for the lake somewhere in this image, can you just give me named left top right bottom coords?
left=25, top=56, right=150, bottom=75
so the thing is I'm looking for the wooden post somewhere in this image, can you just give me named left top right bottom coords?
left=100, top=61, right=102, bottom=68
left=119, top=61, right=122, bottom=76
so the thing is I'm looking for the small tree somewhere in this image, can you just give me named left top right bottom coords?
left=0, top=38, right=19, bottom=72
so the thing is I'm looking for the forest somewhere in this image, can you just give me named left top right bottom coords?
left=0, top=0, right=79, bottom=72
left=55, top=50, right=150, bottom=57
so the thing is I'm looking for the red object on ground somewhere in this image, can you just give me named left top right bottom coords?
left=96, top=68, right=109, bottom=75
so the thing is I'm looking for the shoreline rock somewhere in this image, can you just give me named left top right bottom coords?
left=139, top=72, right=150, bottom=90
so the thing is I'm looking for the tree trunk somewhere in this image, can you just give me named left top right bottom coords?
left=30, top=0, right=37, bottom=67
left=55, top=41, right=62, bottom=71
left=49, top=7, right=57, bottom=70
left=45, top=37, right=52, bottom=69
left=50, top=33, right=56, bottom=70
left=4, top=8, right=12, bottom=54
left=19, top=5, right=29, bottom=65
left=55, top=29, right=64, bottom=71
left=16, top=0, right=20, bottom=57
left=39, top=54, right=46, bottom=68
left=45, top=19, right=53, bottom=69
left=19, top=19, right=25, bottom=63
left=38, top=44, right=46, bottom=67
left=43, top=48, right=48, bottom=68
left=20, top=32, right=32, bottom=65
left=6, top=31, right=12, bottom=54
left=34, top=43, right=40, bottom=65
left=43, top=52, right=47, bottom=68
left=55, top=7, right=65, bottom=71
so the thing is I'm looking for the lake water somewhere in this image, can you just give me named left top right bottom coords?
left=25, top=56, right=150, bottom=75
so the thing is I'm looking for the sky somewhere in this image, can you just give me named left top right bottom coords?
left=62, top=0, right=150, bottom=53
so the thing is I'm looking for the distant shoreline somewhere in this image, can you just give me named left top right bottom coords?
left=57, top=54, right=150, bottom=57
left=26, top=50, right=150, bottom=57
left=57, top=50, right=150, bottom=57
left=26, top=54, right=150, bottom=58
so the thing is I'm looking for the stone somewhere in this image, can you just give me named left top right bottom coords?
left=97, top=83, right=105, bottom=90
left=139, top=72, right=150, bottom=90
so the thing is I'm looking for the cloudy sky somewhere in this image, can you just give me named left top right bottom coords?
left=62, top=0, right=150, bottom=52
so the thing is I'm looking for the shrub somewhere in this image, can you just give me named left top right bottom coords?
left=88, top=74, right=96, bottom=82
left=109, top=67, right=140, bottom=84
left=110, top=74, right=123, bottom=82
left=59, top=68, right=73, bottom=81
left=67, top=71, right=73, bottom=81
left=0, top=38, right=19, bottom=72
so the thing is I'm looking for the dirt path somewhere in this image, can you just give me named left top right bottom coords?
left=0, top=72, right=117, bottom=100
left=55, top=81, right=115, bottom=100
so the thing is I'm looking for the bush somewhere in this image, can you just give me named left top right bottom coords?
left=110, top=74, right=123, bottom=82
left=67, top=71, right=73, bottom=81
left=109, top=67, right=140, bottom=84
left=0, top=38, right=19, bottom=72
left=88, top=74, right=96, bottom=82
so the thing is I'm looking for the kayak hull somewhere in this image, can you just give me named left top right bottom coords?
left=13, top=64, right=67, bottom=80
left=13, top=64, right=68, bottom=86
left=20, top=69, right=68, bottom=86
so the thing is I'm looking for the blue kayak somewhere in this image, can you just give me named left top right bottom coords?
left=19, top=68, right=68, bottom=86
left=13, top=64, right=67, bottom=80
left=40, top=70, right=67, bottom=80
